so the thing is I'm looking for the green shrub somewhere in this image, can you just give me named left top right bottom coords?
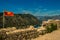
left=46, top=23, right=57, bottom=33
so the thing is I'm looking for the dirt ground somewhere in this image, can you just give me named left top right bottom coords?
left=32, top=29, right=60, bottom=40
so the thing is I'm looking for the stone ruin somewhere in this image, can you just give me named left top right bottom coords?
left=0, top=19, right=60, bottom=40
left=0, top=26, right=39, bottom=40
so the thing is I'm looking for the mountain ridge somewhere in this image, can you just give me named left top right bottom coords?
left=0, top=12, right=40, bottom=28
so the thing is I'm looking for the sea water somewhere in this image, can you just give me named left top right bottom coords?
left=34, top=25, right=40, bottom=28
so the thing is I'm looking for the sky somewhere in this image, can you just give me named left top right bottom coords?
left=0, top=0, right=60, bottom=16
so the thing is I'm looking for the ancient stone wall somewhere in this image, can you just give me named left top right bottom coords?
left=42, top=19, right=60, bottom=29
left=0, top=29, right=39, bottom=40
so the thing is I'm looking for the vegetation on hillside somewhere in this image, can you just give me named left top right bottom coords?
left=0, top=13, right=40, bottom=28
left=46, top=23, right=57, bottom=33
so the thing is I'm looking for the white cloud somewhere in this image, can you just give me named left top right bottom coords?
left=20, top=8, right=48, bottom=16
left=43, top=9, right=47, bottom=11
left=21, top=10, right=33, bottom=14
left=33, top=8, right=48, bottom=16
left=17, top=8, right=60, bottom=16
left=34, top=9, right=60, bottom=16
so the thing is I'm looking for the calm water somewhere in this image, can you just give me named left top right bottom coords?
left=34, top=25, right=41, bottom=28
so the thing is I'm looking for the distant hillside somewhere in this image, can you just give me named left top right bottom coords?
left=0, top=13, right=40, bottom=28
left=36, top=15, right=60, bottom=23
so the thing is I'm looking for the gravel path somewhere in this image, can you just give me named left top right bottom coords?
left=32, top=29, right=60, bottom=40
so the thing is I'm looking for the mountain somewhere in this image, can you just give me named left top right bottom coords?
left=36, top=15, right=60, bottom=22
left=0, top=12, right=40, bottom=28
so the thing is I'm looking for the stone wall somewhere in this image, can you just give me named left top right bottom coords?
left=42, top=19, right=60, bottom=29
left=0, top=28, right=39, bottom=40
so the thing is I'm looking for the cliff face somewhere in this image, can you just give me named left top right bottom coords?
left=0, top=13, right=40, bottom=28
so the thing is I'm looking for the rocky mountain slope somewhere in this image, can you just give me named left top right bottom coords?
left=37, top=15, right=60, bottom=23
left=0, top=12, right=40, bottom=28
left=36, top=15, right=60, bottom=21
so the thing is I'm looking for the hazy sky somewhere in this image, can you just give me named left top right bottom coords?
left=0, top=0, right=60, bottom=16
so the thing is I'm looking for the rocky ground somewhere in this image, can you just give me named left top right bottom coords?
left=32, top=29, right=60, bottom=40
